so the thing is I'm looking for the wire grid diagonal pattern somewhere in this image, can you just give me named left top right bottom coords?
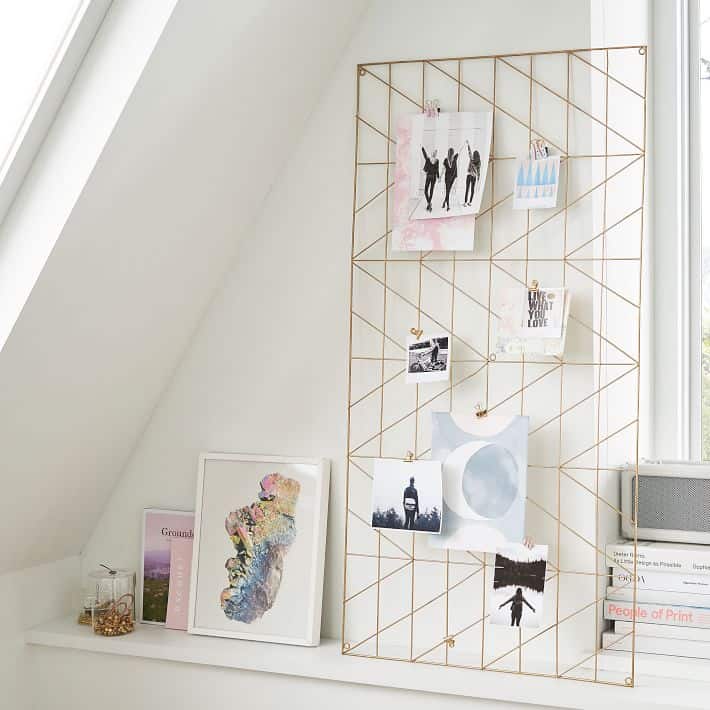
left=342, top=46, right=646, bottom=687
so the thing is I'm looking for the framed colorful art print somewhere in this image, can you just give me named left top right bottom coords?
left=188, top=453, right=329, bottom=646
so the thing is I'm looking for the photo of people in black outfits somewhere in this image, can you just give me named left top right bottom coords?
left=408, top=111, right=492, bottom=221
left=371, top=459, right=442, bottom=534
left=489, top=543, right=548, bottom=628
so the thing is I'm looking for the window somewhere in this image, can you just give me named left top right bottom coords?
left=0, top=0, right=110, bottom=220
left=700, top=1, right=710, bottom=458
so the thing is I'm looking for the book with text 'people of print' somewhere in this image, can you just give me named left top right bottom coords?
left=604, top=599, right=710, bottom=629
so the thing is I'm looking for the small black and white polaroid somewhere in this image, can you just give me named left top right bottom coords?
left=488, top=543, right=548, bottom=628
left=406, top=333, right=450, bottom=384
left=371, top=459, right=442, bottom=533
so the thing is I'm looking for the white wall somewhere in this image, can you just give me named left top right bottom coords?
left=1, top=557, right=77, bottom=710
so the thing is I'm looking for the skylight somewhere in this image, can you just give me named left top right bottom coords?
left=0, top=1, right=110, bottom=217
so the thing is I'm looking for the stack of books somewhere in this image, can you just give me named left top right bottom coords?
left=602, top=540, right=710, bottom=659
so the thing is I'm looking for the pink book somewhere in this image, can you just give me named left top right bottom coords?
left=141, top=509, right=194, bottom=625
left=165, top=537, right=193, bottom=630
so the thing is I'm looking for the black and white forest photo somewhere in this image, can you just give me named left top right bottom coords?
left=371, top=459, right=442, bottom=533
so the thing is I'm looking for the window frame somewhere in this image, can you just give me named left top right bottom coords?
left=688, top=0, right=703, bottom=460
left=648, top=0, right=703, bottom=461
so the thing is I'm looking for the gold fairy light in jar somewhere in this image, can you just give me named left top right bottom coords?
left=90, top=565, right=136, bottom=636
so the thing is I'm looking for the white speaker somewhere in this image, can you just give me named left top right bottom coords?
left=621, top=461, right=710, bottom=544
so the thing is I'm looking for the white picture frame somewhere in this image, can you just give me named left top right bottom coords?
left=188, top=452, right=330, bottom=646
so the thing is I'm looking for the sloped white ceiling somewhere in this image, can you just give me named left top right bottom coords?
left=0, top=0, right=367, bottom=573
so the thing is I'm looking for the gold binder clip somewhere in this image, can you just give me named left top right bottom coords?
left=529, top=279, right=539, bottom=292
left=445, top=636, right=456, bottom=648
left=403, top=451, right=415, bottom=462
left=423, top=99, right=440, bottom=117
left=475, top=403, right=488, bottom=419
left=529, top=138, right=549, bottom=159
left=410, top=327, right=424, bottom=339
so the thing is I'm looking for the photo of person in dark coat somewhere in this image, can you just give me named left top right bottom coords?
left=370, top=460, right=442, bottom=534
left=402, top=476, right=419, bottom=530
left=499, top=587, right=536, bottom=627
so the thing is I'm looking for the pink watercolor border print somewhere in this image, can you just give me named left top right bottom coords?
left=391, top=112, right=491, bottom=251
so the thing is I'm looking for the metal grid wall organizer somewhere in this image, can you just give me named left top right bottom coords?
left=342, top=46, right=646, bottom=687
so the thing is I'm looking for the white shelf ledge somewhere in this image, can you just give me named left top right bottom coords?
left=26, top=617, right=710, bottom=709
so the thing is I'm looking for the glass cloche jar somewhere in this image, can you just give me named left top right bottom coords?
left=89, top=565, right=136, bottom=636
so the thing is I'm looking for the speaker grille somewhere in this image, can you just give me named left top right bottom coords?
left=634, top=476, right=710, bottom=532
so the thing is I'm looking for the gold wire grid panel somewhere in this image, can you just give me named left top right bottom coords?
left=342, top=46, right=646, bottom=687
